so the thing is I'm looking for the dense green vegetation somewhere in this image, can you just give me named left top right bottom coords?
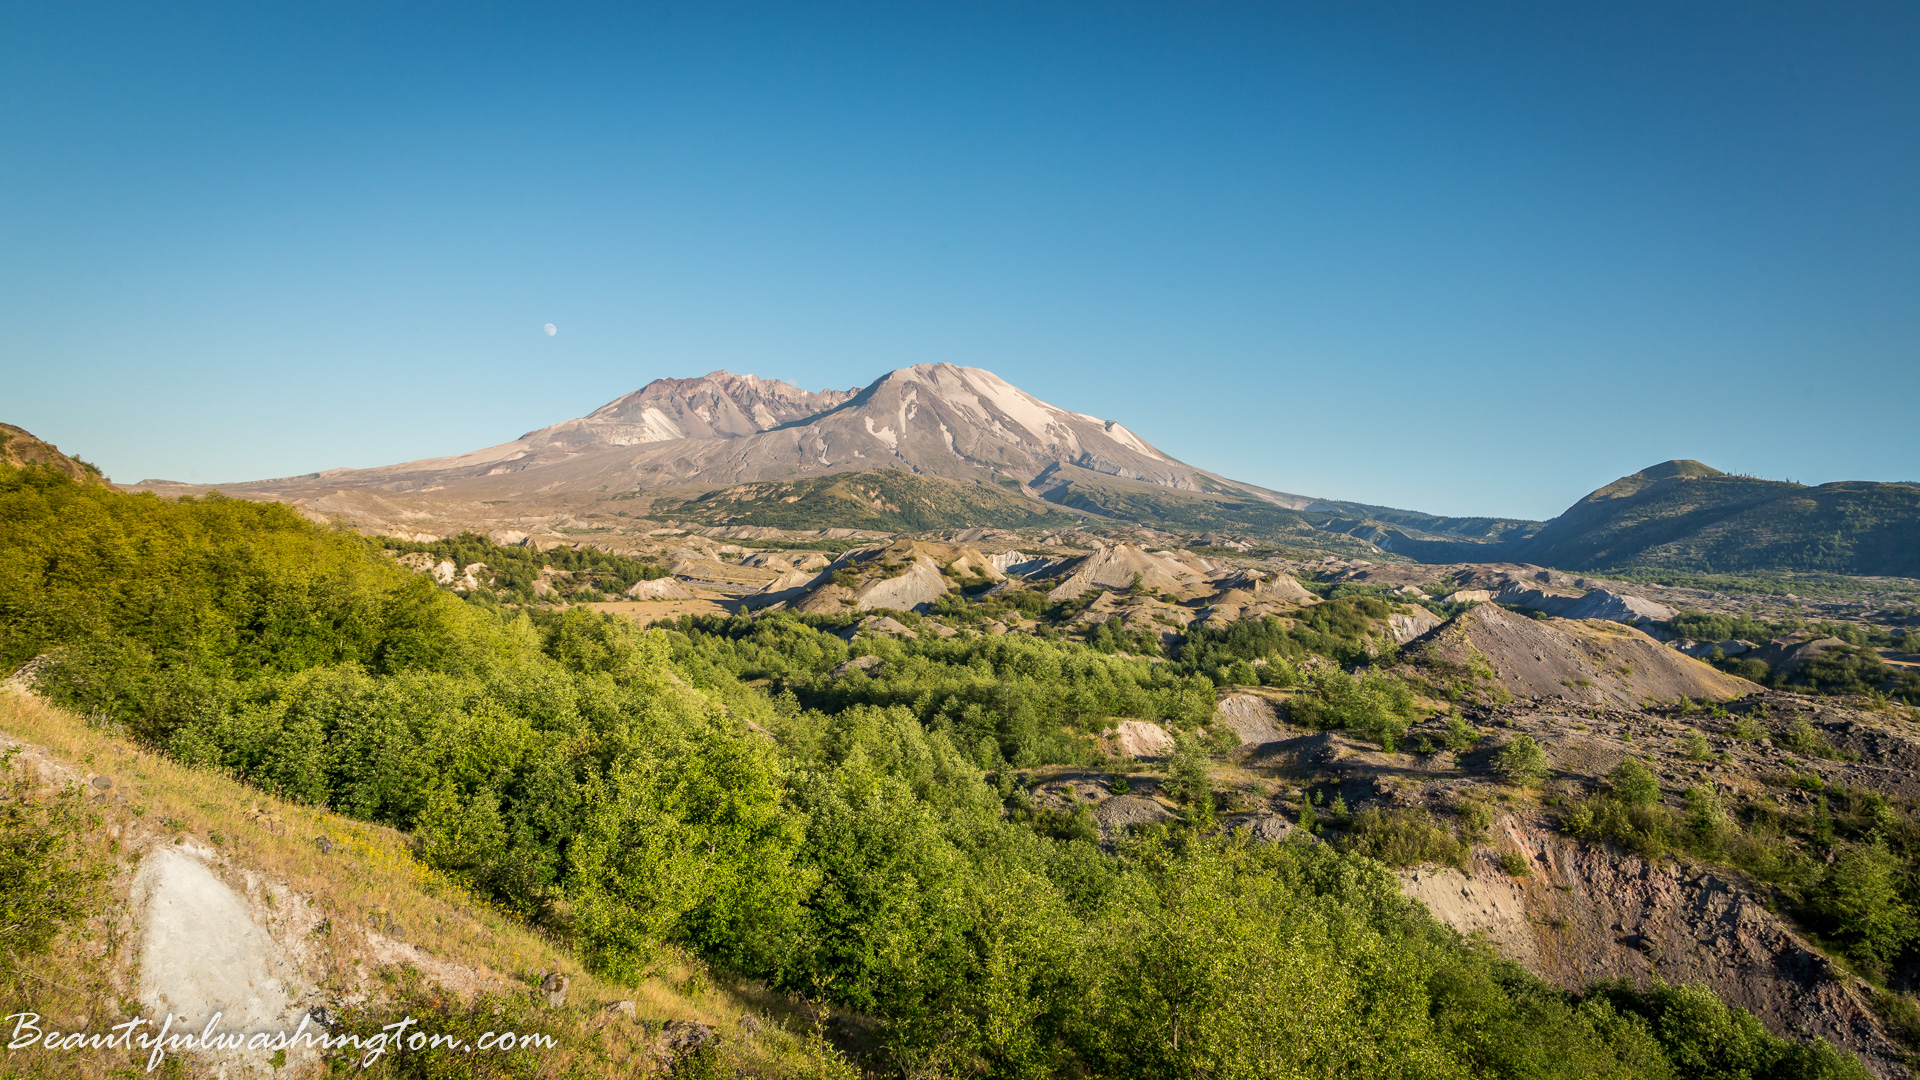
left=382, top=531, right=668, bottom=603
left=0, top=463, right=1875, bottom=1078
left=1658, top=611, right=1920, bottom=703
left=1605, top=567, right=1920, bottom=602
left=644, top=469, right=1071, bottom=532
left=1505, top=463, right=1920, bottom=577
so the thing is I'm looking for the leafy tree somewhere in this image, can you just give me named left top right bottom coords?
left=1812, top=841, right=1918, bottom=976
left=1495, top=735, right=1549, bottom=786
left=1608, top=759, right=1661, bottom=807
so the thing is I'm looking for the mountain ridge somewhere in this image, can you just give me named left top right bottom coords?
left=137, top=363, right=1322, bottom=521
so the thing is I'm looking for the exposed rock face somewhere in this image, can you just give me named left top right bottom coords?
left=1496, top=583, right=1677, bottom=626
left=1261, top=574, right=1318, bottom=604
left=830, top=654, right=886, bottom=678
left=626, top=577, right=697, bottom=600
left=990, top=550, right=1064, bottom=577
left=1745, top=637, right=1851, bottom=677
left=1410, top=603, right=1758, bottom=706
left=1093, top=794, right=1177, bottom=837
left=0, top=423, right=109, bottom=484
left=1112, top=720, right=1176, bottom=759
left=1388, top=609, right=1443, bottom=644
left=1403, top=821, right=1904, bottom=1078
left=1214, top=694, right=1285, bottom=748
left=150, top=364, right=1315, bottom=517
left=581, top=371, right=856, bottom=444
left=1046, top=544, right=1214, bottom=601
left=853, top=559, right=948, bottom=612
left=790, top=539, right=1009, bottom=613
left=134, top=845, right=307, bottom=1038
left=834, top=615, right=924, bottom=640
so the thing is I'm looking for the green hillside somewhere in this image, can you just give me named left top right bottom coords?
left=642, top=469, right=1073, bottom=531
left=1508, top=461, right=1920, bottom=576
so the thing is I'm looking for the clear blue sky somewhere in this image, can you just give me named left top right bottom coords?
left=4, top=2, right=1916, bottom=520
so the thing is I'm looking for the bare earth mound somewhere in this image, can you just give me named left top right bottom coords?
left=1412, top=603, right=1759, bottom=706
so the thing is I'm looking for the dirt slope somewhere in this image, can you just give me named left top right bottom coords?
left=1, top=423, right=107, bottom=484
left=1411, top=603, right=1759, bottom=706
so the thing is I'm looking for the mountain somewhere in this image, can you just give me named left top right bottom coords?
left=0, top=423, right=108, bottom=485
left=1420, top=460, right=1920, bottom=577
left=155, top=364, right=1329, bottom=533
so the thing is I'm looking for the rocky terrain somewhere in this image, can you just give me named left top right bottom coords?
left=988, top=627, right=1920, bottom=1077
left=131, top=365, right=1318, bottom=536
left=11, top=383, right=1920, bottom=1078
left=0, top=422, right=107, bottom=485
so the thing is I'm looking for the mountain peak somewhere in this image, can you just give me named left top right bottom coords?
left=580, top=370, right=857, bottom=441
left=1633, top=459, right=1724, bottom=481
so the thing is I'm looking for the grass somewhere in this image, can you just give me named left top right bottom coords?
left=0, top=691, right=854, bottom=1080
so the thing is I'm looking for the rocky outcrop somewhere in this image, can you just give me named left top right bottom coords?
left=1402, top=820, right=1904, bottom=1078
left=837, top=615, right=919, bottom=640
left=1111, top=720, right=1176, bottom=759
left=0, top=423, right=108, bottom=484
left=1388, top=608, right=1443, bottom=644
left=1410, top=603, right=1758, bottom=706
left=1047, top=544, right=1214, bottom=601
left=1215, top=694, right=1285, bottom=748
left=991, top=550, right=1066, bottom=577
left=1093, top=794, right=1177, bottom=836
left=1495, top=583, right=1677, bottom=627
left=1745, top=637, right=1851, bottom=677
left=626, top=577, right=697, bottom=600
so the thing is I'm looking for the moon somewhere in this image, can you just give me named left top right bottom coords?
left=543, top=323, right=557, bottom=336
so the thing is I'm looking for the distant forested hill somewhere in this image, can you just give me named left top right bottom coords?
left=1504, top=460, right=1920, bottom=576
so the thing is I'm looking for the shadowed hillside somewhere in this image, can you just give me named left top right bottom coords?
left=1509, top=461, right=1920, bottom=576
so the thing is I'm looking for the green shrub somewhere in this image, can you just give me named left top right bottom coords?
left=1163, top=729, right=1214, bottom=812
left=1455, top=798, right=1493, bottom=843
left=1340, top=807, right=1467, bottom=869
left=1783, top=719, right=1857, bottom=761
left=1608, top=759, right=1661, bottom=807
left=1495, top=735, right=1549, bottom=786
left=0, top=750, right=109, bottom=982
left=1684, top=731, right=1711, bottom=761
left=1445, top=714, right=1480, bottom=751
left=1287, top=666, right=1420, bottom=744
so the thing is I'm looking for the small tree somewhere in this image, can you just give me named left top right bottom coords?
left=1494, top=734, right=1549, bottom=786
left=1608, top=758, right=1661, bottom=807
left=1816, top=841, right=1919, bottom=976
left=1163, top=730, right=1213, bottom=809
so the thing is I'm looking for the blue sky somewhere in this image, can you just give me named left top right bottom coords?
left=3, top=2, right=1916, bottom=520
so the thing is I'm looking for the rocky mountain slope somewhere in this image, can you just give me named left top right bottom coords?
left=0, top=423, right=107, bottom=485
left=133, top=364, right=1329, bottom=536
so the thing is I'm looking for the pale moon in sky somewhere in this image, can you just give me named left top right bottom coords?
left=543, top=323, right=557, bottom=336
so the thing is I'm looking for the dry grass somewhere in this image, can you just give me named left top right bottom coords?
left=587, top=597, right=743, bottom=623
left=0, top=690, right=852, bottom=1079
